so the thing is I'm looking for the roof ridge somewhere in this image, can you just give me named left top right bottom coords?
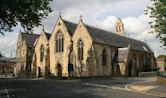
left=62, top=20, right=77, bottom=36
left=62, top=20, right=147, bottom=47
left=63, top=20, right=77, bottom=25
left=21, top=32, right=40, bottom=35
left=84, top=23, right=146, bottom=44
left=45, top=32, right=50, bottom=34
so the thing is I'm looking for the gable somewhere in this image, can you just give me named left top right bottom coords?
left=73, top=20, right=93, bottom=43
left=50, top=16, right=77, bottom=42
left=118, top=47, right=130, bottom=62
left=21, top=33, right=39, bottom=47
left=35, top=32, right=49, bottom=50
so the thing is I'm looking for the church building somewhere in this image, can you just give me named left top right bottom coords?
left=16, top=15, right=156, bottom=78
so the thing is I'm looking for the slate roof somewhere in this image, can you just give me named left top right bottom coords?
left=85, top=25, right=152, bottom=53
left=118, top=48, right=129, bottom=62
left=22, top=33, right=39, bottom=47
left=63, top=20, right=77, bottom=36
left=62, top=20, right=152, bottom=53
left=45, top=32, right=51, bottom=40
left=20, top=20, right=153, bottom=53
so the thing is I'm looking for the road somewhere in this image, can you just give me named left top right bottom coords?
left=0, top=77, right=162, bottom=98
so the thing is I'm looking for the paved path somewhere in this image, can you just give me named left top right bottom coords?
left=126, top=80, right=166, bottom=97
left=0, top=77, right=163, bottom=98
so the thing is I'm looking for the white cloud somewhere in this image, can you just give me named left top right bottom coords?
left=0, top=32, right=18, bottom=57
left=122, top=15, right=150, bottom=33
left=82, top=14, right=166, bottom=56
left=100, top=16, right=117, bottom=32
left=1, top=0, right=165, bottom=57
left=121, top=15, right=166, bottom=56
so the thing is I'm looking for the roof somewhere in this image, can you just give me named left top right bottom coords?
left=85, top=25, right=152, bottom=53
left=22, top=33, right=39, bottom=47
left=61, top=20, right=152, bottom=53
left=118, top=47, right=129, bottom=62
left=63, top=20, right=77, bottom=36
left=45, top=32, right=51, bottom=40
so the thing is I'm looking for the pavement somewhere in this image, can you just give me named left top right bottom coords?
left=126, top=78, right=166, bottom=97
left=0, top=77, right=165, bottom=98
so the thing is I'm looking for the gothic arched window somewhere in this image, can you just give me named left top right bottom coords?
left=56, top=32, right=64, bottom=52
left=102, top=48, right=107, bottom=65
left=78, top=39, right=83, bottom=60
left=116, top=23, right=121, bottom=32
left=40, top=45, right=44, bottom=62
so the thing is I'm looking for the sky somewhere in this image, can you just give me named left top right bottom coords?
left=0, top=0, right=165, bottom=57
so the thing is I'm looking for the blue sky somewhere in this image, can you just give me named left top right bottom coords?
left=0, top=0, right=165, bottom=57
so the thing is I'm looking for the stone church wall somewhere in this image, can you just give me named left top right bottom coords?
left=93, top=43, right=112, bottom=76
left=49, top=19, right=72, bottom=77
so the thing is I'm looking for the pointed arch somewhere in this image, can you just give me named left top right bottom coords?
left=55, top=31, right=64, bottom=52
left=116, top=23, right=120, bottom=32
left=102, top=48, right=107, bottom=65
left=56, top=63, right=62, bottom=77
left=40, top=45, right=44, bottom=62
left=77, top=39, right=84, bottom=60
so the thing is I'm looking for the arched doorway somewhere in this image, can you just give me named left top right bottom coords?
left=38, top=67, right=42, bottom=78
left=68, top=63, right=73, bottom=77
left=56, top=63, right=62, bottom=77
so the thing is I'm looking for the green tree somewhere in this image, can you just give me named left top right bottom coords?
left=145, top=0, right=166, bottom=48
left=157, top=54, right=166, bottom=67
left=0, top=0, right=52, bottom=35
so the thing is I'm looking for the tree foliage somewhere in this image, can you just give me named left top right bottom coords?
left=0, top=0, right=52, bottom=34
left=157, top=54, right=166, bottom=66
left=145, top=0, right=166, bottom=47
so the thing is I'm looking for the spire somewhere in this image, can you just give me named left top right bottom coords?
left=57, top=11, right=63, bottom=22
left=115, top=18, right=125, bottom=36
left=80, top=15, right=83, bottom=20
left=59, top=12, right=61, bottom=16
left=59, top=11, right=62, bottom=18
left=79, top=15, right=83, bottom=22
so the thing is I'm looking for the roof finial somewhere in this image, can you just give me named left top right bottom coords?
left=59, top=11, right=62, bottom=16
left=42, top=25, right=45, bottom=32
left=80, top=15, right=83, bottom=20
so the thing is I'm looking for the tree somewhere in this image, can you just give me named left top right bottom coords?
left=145, top=0, right=166, bottom=48
left=157, top=54, right=166, bottom=67
left=0, top=0, right=52, bottom=35
left=157, top=54, right=166, bottom=59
